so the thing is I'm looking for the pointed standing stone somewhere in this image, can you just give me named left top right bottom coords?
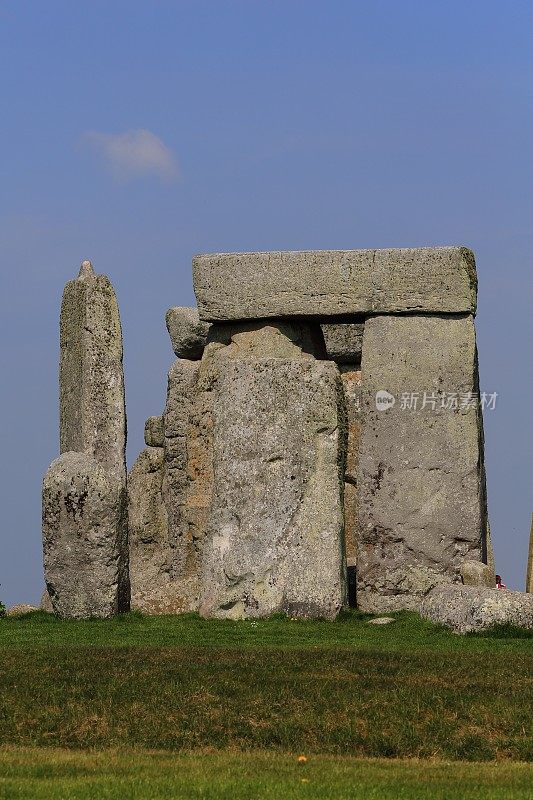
left=60, top=260, right=126, bottom=481
left=43, top=261, right=129, bottom=618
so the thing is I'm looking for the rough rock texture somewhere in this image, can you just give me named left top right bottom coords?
left=133, top=321, right=340, bottom=618
left=43, top=452, right=129, bottom=619
left=340, top=366, right=362, bottom=566
left=322, top=323, right=364, bottom=364
left=356, top=314, right=488, bottom=612
left=59, top=261, right=126, bottom=481
left=128, top=446, right=189, bottom=614
left=527, top=514, right=533, bottom=593
left=166, top=306, right=210, bottom=359
left=163, top=358, right=201, bottom=603
left=144, top=415, right=165, bottom=448
left=199, top=351, right=346, bottom=620
left=40, top=591, right=54, bottom=613
left=193, top=248, right=477, bottom=321
left=421, top=584, right=533, bottom=633
left=6, top=604, right=38, bottom=616
left=44, top=261, right=129, bottom=619
left=461, top=560, right=495, bottom=588
left=207, top=319, right=327, bottom=359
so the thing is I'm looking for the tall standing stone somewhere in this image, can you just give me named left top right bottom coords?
left=59, top=260, right=126, bottom=480
left=43, top=261, right=129, bottom=618
left=197, top=322, right=347, bottom=619
left=356, top=314, right=489, bottom=612
left=128, top=445, right=176, bottom=613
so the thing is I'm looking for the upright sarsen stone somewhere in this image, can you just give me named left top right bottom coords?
left=43, top=261, right=129, bottom=618
left=200, top=350, right=346, bottom=620
left=128, top=446, right=181, bottom=614
left=193, top=248, right=477, bottom=321
left=43, top=452, right=128, bottom=618
left=60, top=261, right=126, bottom=481
left=356, top=314, right=488, bottom=612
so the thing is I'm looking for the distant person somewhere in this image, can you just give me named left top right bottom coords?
left=495, top=574, right=507, bottom=590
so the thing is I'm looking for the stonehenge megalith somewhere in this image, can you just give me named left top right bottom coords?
left=45, top=245, right=532, bottom=626
left=42, top=261, right=129, bottom=618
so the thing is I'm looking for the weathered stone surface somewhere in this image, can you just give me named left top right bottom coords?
left=193, top=248, right=477, bottom=321
left=6, top=604, right=38, bottom=616
left=59, top=261, right=126, bottom=481
left=527, top=514, right=533, bottom=593
left=161, top=358, right=204, bottom=611
left=367, top=616, right=395, bottom=625
left=128, top=446, right=190, bottom=614
left=356, top=314, right=488, bottom=612
left=199, top=355, right=346, bottom=620
left=340, top=366, right=362, bottom=566
left=144, top=415, right=165, bottom=448
left=322, top=323, right=364, bottom=364
left=421, top=584, right=533, bottom=633
left=461, top=560, right=495, bottom=588
left=166, top=306, right=210, bottom=359
left=40, top=591, right=54, bottom=613
left=207, top=319, right=326, bottom=359
left=43, top=452, right=129, bottom=619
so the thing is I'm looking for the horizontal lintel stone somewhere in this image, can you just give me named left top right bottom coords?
left=193, top=247, right=477, bottom=322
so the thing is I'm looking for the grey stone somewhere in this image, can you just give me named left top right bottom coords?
left=199, top=346, right=346, bottom=620
left=322, top=323, right=364, bottom=364
left=44, top=262, right=129, bottom=620
left=461, top=560, right=495, bottom=588
left=166, top=306, right=210, bottom=359
left=420, top=584, right=533, bottom=633
left=207, top=319, right=327, bottom=359
left=144, top=415, right=165, bottom=448
left=59, top=261, right=126, bottom=482
left=6, top=604, right=38, bottom=616
left=356, top=314, right=488, bottom=613
left=367, top=616, right=396, bottom=625
left=156, top=321, right=339, bottom=618
left=162, top=358, right=202, bottom=603
left=193, top=247, right=477, bottom=321
left=42, top=452, right=129, bottom=619
left=40, top=590, right=54, bottom=613
left=339, top=366, right=362, bottom=566
left=128, top=447, right=192, bottom=614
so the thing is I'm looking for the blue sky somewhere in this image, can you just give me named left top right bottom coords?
left=1, top=0, right=531, bottom=605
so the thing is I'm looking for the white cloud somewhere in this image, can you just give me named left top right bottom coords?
left=83, top=129, right=180, bottom=182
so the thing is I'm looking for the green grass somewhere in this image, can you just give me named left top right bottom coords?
left=0, top=612, right=531, bottom=761
left=0, top=608, right=531, bottom=652
left=1, top=748, right=532, bottom=800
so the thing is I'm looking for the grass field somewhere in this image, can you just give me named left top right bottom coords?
left=1, top=748, right=532, bottom=800
left=0, top=611, right=531, bottom=798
